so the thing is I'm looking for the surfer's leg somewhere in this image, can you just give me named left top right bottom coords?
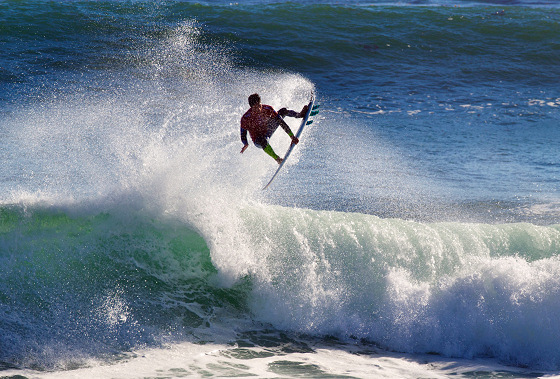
left=278, top=109, right=298, bottom=118
left=276, top=118, right=294, bottom=138
left=254, top=136, right=282, bottom=164
left=266, top=118, right=296, bottom=140
left=264, top=145, right=283, bottom=164
left=278, top=105, right=308, bottom=118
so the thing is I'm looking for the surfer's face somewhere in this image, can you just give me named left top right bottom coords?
left=251, top=102, right=262, bottom=112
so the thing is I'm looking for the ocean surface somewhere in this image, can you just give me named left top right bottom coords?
left=1, top=0, right=559, bottom=378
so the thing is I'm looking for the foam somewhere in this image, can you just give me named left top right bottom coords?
left=7, top=338, right=555, bottom=379
left=222, top=204, right=560, bottom=369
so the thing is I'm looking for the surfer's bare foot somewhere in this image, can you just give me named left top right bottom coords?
left=276, top=157, right=283, bottom=164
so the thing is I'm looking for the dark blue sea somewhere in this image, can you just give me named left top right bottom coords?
left=1, top=1, right=559, bottom=377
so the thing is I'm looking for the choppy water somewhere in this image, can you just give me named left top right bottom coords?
left=1, top=1, right=559, bottom=377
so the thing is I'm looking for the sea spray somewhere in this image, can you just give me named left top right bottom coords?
left=0, top=14, right=316, bottom=370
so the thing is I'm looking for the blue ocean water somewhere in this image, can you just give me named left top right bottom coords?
left=1, top=0, right=559, bottom=377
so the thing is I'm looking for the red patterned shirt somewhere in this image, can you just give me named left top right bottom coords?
left=240, top=105, right=278, bottom=145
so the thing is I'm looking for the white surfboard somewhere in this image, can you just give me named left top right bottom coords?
left=262, top=94, right=318, bottom=190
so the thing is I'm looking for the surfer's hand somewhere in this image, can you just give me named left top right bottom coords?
left=240, top=144, right=248, bottom=154
left=278, top=108, right=288, bottom=117
left=291, top=136, right=299, bottom=145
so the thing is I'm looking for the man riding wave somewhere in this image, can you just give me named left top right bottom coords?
left=240, top=93, right=308, bottom=164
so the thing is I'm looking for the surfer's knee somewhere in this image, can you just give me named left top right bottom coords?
left=254, top=138, right=280, bottom=160
left=253, top=136, right=267, bottom=149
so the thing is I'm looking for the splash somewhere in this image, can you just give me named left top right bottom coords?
left=1, top=19, right=314, bottom=208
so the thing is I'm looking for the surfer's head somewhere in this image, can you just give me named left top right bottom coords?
left=248, top=93, right=261, bottom=107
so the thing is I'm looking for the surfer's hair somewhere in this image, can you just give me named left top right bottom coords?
left=248, top=93, right=261, bottom=107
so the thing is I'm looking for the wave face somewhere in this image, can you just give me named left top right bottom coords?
left=1, top=0, right=559, bottom=374
left=0, top=205, right=249, bottom=370
left=1, top=204, right=560, bottom=370
left=236, top=205, right=560, bottom=369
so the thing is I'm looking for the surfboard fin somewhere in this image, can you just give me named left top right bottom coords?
left=307, top=103, right=319, bottom=124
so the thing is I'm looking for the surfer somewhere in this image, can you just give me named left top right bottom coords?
left=240, top=93, right=308, bottom=164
